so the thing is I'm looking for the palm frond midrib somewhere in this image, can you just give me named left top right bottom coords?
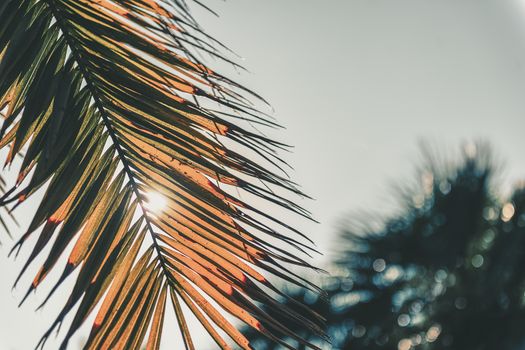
left=44, top=0, right=174, bottom=296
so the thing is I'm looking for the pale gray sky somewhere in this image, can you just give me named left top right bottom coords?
left=2, top=0, right=525, bottom=349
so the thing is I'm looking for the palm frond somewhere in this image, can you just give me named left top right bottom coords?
left=0, top=0, right=325, bottom=349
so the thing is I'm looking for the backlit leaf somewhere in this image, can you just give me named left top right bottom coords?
left=0, top=0, right=326, bottom=349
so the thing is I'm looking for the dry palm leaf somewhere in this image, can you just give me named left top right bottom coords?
left=0, top=0, right=326, bottom=349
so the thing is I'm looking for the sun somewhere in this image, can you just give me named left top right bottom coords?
left=144, top=191, right=167, bottom=213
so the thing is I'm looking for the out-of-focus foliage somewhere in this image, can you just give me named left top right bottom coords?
left=243, top=145, right=525, bottom=350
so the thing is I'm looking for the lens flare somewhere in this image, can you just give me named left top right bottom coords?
left=144, top=191, right=167, bottom=213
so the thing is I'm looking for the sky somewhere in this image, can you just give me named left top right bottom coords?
left=2, top=0, right=525, bottom=349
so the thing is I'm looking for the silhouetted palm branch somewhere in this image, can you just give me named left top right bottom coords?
left=0, top=1, right=325, bottom=349
left=0, top=173, right=17, bottom=241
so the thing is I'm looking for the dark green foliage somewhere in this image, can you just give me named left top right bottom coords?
left=243, top=146, right=525, bottom=350
left=0, top=174, right=16, bottom=241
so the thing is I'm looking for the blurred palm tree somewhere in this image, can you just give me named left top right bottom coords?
left=243, top=145, right=525, bottom=350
